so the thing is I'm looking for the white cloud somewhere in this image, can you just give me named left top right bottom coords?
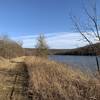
left=46, top=32, right=87, bottom=49
left=12, top=32, right=98, bottom=49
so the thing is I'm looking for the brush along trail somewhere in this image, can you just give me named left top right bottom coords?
left=0, top=57, right=31, bottom=100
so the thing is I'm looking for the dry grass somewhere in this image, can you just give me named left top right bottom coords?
left=0, top=56, right=29, bottom=100
left=0, top=56, right=26, bottom=70
left=0, top=56, right=11, bottom=69
left=25, top=56, right=100, bottom=100
left=10, top=56, right=26, bottom=63
left=0, top=56, right=24, bottom=70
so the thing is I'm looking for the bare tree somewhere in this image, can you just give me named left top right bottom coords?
left=16, top=40, right=23, bottom=47
left=70, top=0, right=100, bottom=72
left=35, top=33, right=49, bottom=58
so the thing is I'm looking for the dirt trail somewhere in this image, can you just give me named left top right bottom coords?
left=0, top=61, right=31, bottom=100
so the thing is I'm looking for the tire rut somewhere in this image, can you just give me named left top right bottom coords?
left=0, top=62, right=32, bottom=100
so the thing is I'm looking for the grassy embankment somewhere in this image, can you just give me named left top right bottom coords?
left=25, top=56, right=100, bottom=100
left=0, top=56, right=100, bottom=100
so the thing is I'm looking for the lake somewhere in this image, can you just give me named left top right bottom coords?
left=49, top=55, right=100, bottom=72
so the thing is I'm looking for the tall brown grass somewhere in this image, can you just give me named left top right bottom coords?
left=25, top=56, right=100, bottom=100
left=0, top=56, right=11, bottom=69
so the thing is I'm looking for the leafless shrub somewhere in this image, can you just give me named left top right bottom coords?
left=0, top=34, right=24, bottom=58
left=35, top=33, right=49, bottom=58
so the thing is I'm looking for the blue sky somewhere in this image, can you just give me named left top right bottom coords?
left=0, top=0, right=100, bottom=48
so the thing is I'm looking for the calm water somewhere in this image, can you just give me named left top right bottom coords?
left=49, top=55, right=100, bottom=71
